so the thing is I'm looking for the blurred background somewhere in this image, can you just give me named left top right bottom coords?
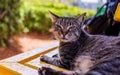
left=0, top=0, right=106, bottom=60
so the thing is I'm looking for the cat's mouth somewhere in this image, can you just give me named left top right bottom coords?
left=60, top=37, right=76, bottom=43
left=60, top=37, right=70, bottom=42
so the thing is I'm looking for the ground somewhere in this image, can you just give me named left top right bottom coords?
left=0, top=32, right=57, bottom=60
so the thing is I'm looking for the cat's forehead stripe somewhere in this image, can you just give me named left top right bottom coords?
left=58, top=18, right=76, bottom=25
left=54, top=17, right=81, bottom=30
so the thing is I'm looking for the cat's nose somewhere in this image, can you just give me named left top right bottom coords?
left=62, top=36, right=66, bottom=39
left=62, top=30, right=68, bottom=35
left=61, top=36, right=67, bottom=40
left=63, top=30, right=67, bottom=33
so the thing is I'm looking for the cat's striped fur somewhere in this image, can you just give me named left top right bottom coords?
left=38, top=12, right=120, bottom=75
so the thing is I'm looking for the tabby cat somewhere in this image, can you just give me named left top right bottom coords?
left=38, top=11, right=120, bottom=75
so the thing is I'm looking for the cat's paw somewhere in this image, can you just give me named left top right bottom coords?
left=38, top=67, right=44, bottom=75
left=40, top=55, right=51, bottom=63
left=38, top=67, right=66, bottom=75
left=38, top=66, right=57, bottom=75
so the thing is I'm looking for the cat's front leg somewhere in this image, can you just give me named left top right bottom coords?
left=40, top=55, right=63, bottom=68
left=40, top=55, right=53, bottom=63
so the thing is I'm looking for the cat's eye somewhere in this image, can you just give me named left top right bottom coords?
left=56, top=25, right=62, bottom=30
left=68, top=26, right=74, bottom=31
left=68, top=28, right=72, bottom=31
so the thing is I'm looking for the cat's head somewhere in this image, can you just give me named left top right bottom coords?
left=49, top=11, right=86, bottom=42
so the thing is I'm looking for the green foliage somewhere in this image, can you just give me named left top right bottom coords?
left=0, top=0, right=96, bottom=47
left=0, top=0, right=22, bottom=47
left=20, top=1, right=96, bottom=33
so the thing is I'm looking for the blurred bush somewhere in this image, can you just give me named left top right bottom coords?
left=0, top=0, right=96, bottom=47
left=20, top=1, right=96, bottom=33
left=0, top=0, right=23, bottom=47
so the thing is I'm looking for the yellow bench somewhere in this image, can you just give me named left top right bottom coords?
left=0, top=42, right=66, bottom=75
left=114, top=3, right=120, bottom=22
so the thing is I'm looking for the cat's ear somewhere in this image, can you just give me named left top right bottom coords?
left=49, top=11, right=59, bottom=23
left=77, top=12, right=86, bottom=23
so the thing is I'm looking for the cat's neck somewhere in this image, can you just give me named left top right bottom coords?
left=77, top=31, right=91, bottom=49
left=79, top=30, right=91, bottom=41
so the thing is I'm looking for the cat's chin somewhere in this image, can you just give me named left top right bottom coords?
left=60, top=39, right=76, bottom=43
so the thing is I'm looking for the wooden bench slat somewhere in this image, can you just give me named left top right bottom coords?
left=0, top=42, right=64, bottom=75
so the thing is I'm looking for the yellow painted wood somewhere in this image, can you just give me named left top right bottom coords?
left=114, top=3, right=120, bottom=22
left=0, top=65, right=21, bottom=75
left=0, top=42, right=68, bottom=75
